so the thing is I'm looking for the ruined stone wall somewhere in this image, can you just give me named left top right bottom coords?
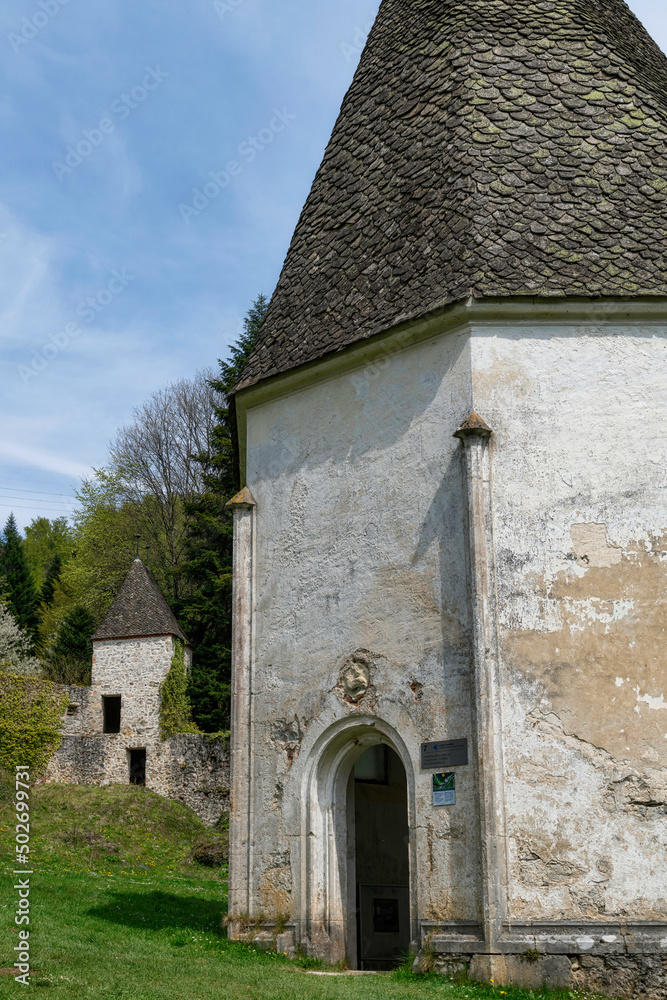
left=44, top=727, right=229, bottom=827
left=471, top=326, right=667, bottom=924
left=43, top=636, right=228, bottom=827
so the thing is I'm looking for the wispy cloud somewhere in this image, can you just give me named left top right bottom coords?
left=0, top=440, right=90, bottom=480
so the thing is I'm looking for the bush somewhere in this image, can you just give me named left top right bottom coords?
left=160, top=639, right=199, bottom=738
left=0, top=673, right=68, bottom=773
left=193, top=842, right=228, bottom=867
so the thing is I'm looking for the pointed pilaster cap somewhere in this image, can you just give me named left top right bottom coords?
left=454, top=412, right=493, bottom=440
left=226, top=486, right=257, bottom=510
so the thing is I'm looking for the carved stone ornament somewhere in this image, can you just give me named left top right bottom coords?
left=339, top=649, right=372, bottom=703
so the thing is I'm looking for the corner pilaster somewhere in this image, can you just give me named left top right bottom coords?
left=454, top=413, right=508, bottom=961
left=226, top=486, right=257, bottom=917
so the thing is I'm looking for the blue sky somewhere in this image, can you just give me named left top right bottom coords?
left=1, top=0, right=665, bottom=531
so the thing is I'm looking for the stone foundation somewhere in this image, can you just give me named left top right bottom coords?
left=572, top=955, right=667, bottom=1000
left=420, top=922, right=667, bottom=1000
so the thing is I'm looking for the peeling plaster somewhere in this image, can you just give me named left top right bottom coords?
left=570, top=524, right=622, bottom=569
left=501, top=532, right=667, bottom=766
left=635, top=687, right=667, bottom=711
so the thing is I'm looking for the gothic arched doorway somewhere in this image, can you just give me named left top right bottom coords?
left=301, top=719, right=416, bottom=969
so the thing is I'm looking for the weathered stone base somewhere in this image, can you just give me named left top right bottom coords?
left=226, top=921, right=297, bottom=958
left=42, top=731, right=230, bottom=827
left=418, top=922, right=667, bottom=999
left=573, top=955, right=667, bottom=1000
left=229, top=917, right=667, bottom=996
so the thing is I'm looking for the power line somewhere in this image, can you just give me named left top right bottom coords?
left=0, top=486, right=77, bottom=498
left=0, top=495, right=74, bottom=508
left=0, top=503, right=75, bottom=514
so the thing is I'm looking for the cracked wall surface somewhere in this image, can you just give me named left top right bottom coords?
left=244, top=326, right=481, bottom=926
left=472, top=327, right=667, bottom=923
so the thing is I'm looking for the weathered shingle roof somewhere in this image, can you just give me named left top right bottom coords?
left=236, top=0, right=667, bottom=392
left=92, top=559, right=186, bottom=643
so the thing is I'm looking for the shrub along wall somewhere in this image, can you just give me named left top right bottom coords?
left=0, top=672, right=69, bottom=774
left=160, top=638, right=200, bottom=739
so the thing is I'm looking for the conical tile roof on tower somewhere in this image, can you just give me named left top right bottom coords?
left=92, top=559, right=186, bottom=643
left=236, top=0, right=667, bottom=393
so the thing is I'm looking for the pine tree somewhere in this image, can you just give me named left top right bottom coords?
left=178, top=294, right=268, bottom=731
left=44, top=606, right=96, bottom=685
left=41, top=554, right=63, bottom=607
left=51, top=606, right=96, bottom=664
left=0, top=514, right=41, bottom=648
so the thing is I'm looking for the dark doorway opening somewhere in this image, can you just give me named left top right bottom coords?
left=354, top=745, right=409, bottom=970
left=129, top=748, right=146, bottom=786
left=102, top=696, right=121, bottom=734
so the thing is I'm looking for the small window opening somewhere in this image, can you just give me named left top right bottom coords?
left=67, top=702, right=80, bottom=715
left=102, top=696, right=121, bottom=734
left=129, top=748, right=146, bottom=786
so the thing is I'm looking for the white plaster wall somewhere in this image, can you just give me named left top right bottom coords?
left=242, top=317, right=667, bottom=933
left=470, top=325, right=667, bottom=921
left=244, top=328, right=483, bottom=925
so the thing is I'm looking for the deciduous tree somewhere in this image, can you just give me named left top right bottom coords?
left=0, top=603, right=41, bottom=676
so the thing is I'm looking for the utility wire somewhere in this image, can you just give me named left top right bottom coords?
left=0, top=486, right=77, bottom=498
left=0, top=503, right=75, bottom=513
left=0, top=495, right=74, bottom=507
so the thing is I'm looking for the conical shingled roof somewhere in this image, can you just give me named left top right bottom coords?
left=236, top=0, right=667, bottom=392
left=92, top=559, right=187, bottom=643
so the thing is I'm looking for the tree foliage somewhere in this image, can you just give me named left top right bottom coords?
left=68, top=468, right=150, bottom=614
left=108, top=368, right=221, bottom=603
left=0, top=514, right=41, bottom=648
left=0, top=603, right=42, bottom=677
left=41, top=554, right=63, bottom=608
left=23, top=517, right=75, bottom=592
left=42, top=606, right=97, bottom=686
left=179, top=294, right=268, bottom=731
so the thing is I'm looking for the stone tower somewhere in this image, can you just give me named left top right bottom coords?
left=226, top=1, right=667, bottom=994
left=45, top=559, right=231, bottom=825
left=89, top=558, right=192, bottom=784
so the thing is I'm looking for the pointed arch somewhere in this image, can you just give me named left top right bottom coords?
left=299, top=716, right=418, bottom=966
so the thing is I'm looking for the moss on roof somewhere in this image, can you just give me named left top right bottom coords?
left=92, top=559, right=186, bottom=643
left=237, top=0, right=667, bottom=392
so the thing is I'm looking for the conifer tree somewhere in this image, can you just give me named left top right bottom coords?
left=43, top=605, right=96, bottom=685
left=41, top=554, right=63, bottom=607
left=178, top=294, right=268, bottom=731
left=0, top=514, right=41, bottom=648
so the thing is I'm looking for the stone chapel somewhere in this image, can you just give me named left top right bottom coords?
left=225, top=0, right=667, bottom=994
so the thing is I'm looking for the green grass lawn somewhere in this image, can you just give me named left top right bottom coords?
left=0, top=783, right=603, bottom=1000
